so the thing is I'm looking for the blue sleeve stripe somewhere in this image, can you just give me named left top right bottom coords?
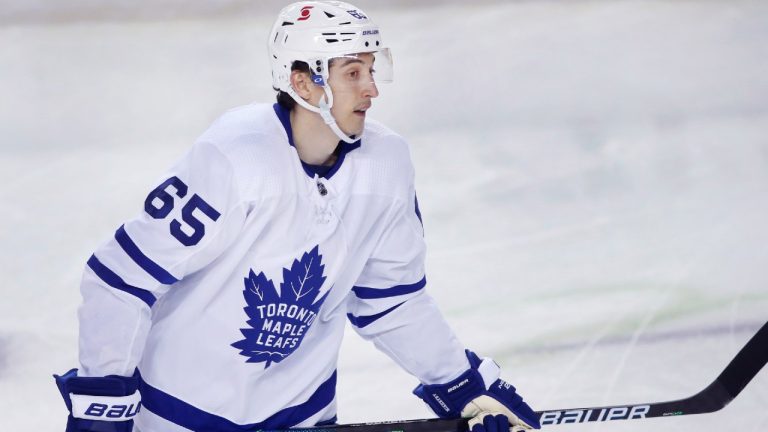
left=316, top=415, right=338, bottom=426
left=138, top=368, right=337, bottom=430
left=87, top=255, right=156, bottom=308
left=347, top=302, right=405, bottom=328
left=351, top=276, right=426, bottom=299
left=115, top=225, right=179, bottom=285
left=415, top=194, right=423, bottom=226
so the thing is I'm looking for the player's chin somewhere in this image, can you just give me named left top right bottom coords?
left=341, top=116, right=365, bottom=138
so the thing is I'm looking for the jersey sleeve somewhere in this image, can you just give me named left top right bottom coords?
left=78, top=140, right=247, bottom=377
left=346, top=162, right=469, bottom=385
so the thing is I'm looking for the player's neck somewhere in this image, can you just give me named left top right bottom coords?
left=291, top=107, right=341, bottom=167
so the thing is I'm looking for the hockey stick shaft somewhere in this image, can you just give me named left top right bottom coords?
left=538, top=320, right=767, bottom=425
left=269, top=321, right=767, bottom=432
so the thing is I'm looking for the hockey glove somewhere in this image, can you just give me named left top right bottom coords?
left=53, top=368, right=141, bottom=432
left=413, top=351, right=540, bottom=432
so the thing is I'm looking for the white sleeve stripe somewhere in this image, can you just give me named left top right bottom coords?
left=87, top=255, right=156, bottom=308
left=115, top=225, right=179, bottom=284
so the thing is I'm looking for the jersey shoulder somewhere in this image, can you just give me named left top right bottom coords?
left=352, top=119, right=416, bottom=198
left=191, top=103, right=294, bottom=197
left=198, top=103, right=285, bottom=154
left=360, top=118, right=410, bottom=158
left=359, top=119, right=414, bottom=171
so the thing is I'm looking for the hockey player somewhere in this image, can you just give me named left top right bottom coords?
left=53, top=2, right=540, bottom=432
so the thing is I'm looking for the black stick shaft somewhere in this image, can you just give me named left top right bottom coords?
left=538, top=320, right=767, bottom=425
left=263, top=321, right=767, bottom=432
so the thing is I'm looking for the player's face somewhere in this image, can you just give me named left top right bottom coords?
left=327, top=53, right=379, bottom=137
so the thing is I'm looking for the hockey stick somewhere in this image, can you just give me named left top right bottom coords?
left=269, top=321, right=767, bottom=432
left=536, top=320, right=768, bottom=425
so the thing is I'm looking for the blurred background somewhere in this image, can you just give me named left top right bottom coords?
left=1, top=0, right=767, bottom=430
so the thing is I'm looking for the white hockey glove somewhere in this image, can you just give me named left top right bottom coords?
left=413, top=351, right=540, bottom=432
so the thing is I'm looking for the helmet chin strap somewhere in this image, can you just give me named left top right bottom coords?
left=286, top=85, right=358, bottom=144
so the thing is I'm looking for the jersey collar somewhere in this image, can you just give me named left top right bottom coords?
left=272, top=103, right=361, bottom=179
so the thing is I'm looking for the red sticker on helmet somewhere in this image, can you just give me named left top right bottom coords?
left=297, top=5, right=313, bottom=21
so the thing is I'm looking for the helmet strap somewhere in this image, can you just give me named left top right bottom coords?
left=285, top=83, right=358, bottom=144
left=318, top=87, right=358, bottom=144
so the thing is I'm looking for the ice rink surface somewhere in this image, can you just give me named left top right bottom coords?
left=1, top=0, right=767, bottom=430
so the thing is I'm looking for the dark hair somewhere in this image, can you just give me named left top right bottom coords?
left=275, top=60, right=311, bottom=111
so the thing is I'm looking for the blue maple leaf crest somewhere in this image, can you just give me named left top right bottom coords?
left=231, top=245, right=329, bottom=367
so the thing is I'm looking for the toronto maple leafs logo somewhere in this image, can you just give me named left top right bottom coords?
left=231, top=245, right=330, bottom=367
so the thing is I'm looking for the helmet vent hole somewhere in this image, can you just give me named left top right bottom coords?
left=340, top=32, right=355, bottom=35
left=324, top=12, right=336, bottom=18
left=322, top=32, right=337, bottom=36
left=339, top=21, right=351, bottom=25
left=281, top=21, right=294, bottom=26
left=325, top=39, right=339, bottom=43
left=364, top=41, right=369, bottom=47
left=342, top=39, right=352, bottom=42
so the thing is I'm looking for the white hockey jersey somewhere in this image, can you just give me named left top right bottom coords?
left=78, top=103, right=470, bottom=431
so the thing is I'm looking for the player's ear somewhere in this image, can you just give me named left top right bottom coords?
left=290, top=70, right=315, bottom=101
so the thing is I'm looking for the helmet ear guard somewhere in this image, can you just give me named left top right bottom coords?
left=307, top=56, right=329, bottom=86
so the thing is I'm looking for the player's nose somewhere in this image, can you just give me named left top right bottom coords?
left=362, top=81, right=379, bottom=98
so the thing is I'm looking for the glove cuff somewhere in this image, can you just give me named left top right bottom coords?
left=412, top=350, right=500, bottom=418
left=53, top=368, right=140, bottom=431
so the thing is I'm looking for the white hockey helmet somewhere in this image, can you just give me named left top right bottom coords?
left=268, top=1, right=393, bottom=142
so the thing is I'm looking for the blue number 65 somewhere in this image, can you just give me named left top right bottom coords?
left=144, top=176, right=221, bottom=246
